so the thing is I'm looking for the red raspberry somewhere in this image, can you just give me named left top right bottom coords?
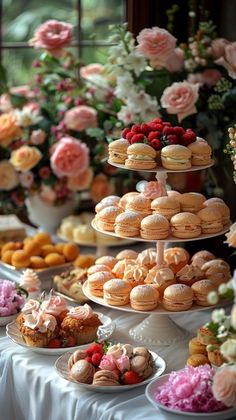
left=121, top=128, right=130, bottom=138
left=162, top=121, right=171, bottom=127
left=167, top=135, right=179, bottom=144
left=48, top=338, right=61, bottom=348
left=126, top=132, right=134, bottom=143
left=150, top=139, right=162, bottom=150
left=140, top=123, right=152, bottom=135
left=86, top=343, right=104, bottom=356
left=148, top=131, right=160, bottom=141
left=151, top=117, right=163, bottom=124
left=163, top=126, right=175, bottom=136
left=123, top=371, right=141, bottom=385
left=85, top=356, right=92, bottom=363
left=131, top=133, right=145, bottom=144
left=181, top=133, right=196, bottom=146
left=149, top=122, right=163, bottom=131
left=91, top=352, right=103, bottom=367
left=173, top=126, right=185, bottom=136
left=131, top=124, right=141, bottom=134
left=112, top=369, right=120, bottom=379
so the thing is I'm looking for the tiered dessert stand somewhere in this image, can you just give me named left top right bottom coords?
left=83, top=158, right=230, bottom=346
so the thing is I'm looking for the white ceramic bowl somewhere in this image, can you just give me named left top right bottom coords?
left=0, top=313, right=18, bottom=327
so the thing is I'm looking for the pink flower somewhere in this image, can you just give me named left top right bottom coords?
left=215, top=42, right=236, bottom=79
left=67, top=167, right=93, bottom=191
left=115, top=355, right=130, bottom=373
left=40, top=185, right=57, bottom=204
left=160, top=81, right=199, bottom=122
left=187, top=69, right=222, bottom=87
left=136, top=26, right=176, bottom=67
left=99, top=354, right=117, bottom=371
left=38, top=166, right=51, bottom=180
left=142, top=181, right=167, bottom=199
left=10, top=85, right=35, bottom=99
left=64, top=105, right=98, bottom=132
left=30, top=129, right=46, bottom=145
left=164, top=48, right=184, bottom=72
left=30, top=20, right=73, bottom=56
left=19, top=171, right=34, bottom=188
left=211, top=38, right=229, bottom=59
left=212, top=365, right=236, bottom=407
left=80, top=63, right=104, bottom=79
left=0, top=94, right=12, bottom=113
left=50, top=136, right=89, bottom=178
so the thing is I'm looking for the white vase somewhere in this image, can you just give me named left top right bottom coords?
left=25, top=195, right=75, bottom=233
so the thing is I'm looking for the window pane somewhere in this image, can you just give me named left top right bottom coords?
left=81, top=46, right=109, bottom=65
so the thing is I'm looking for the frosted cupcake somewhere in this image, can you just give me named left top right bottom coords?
left=20, top=310, right=57, bottom=347
left=16, top=298, right=41, bottom=326
left=41, top=294, right=68, bottom=326
left=20, top=269, right=42, bottom=299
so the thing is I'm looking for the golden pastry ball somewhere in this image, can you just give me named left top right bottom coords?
left=1, top=241, right=22, bottom=254
left=23, top=236, right=34, bottom=246
left=23, top=240, right=41, bottom=257
left=74, top=254, right=96, bottom=269
left=30, top=256, right=47, bottom=269
left=1, top=250, right=15, bottom=265
left=40, top=244, right=57, bottom=257
left=11, top=250, right=31, bottom=269
left=55, top=243, right=65, bottom=254
left=63, top=242, right=79, bottom=261
left=45, top=252, right=65, bottom=266
left=33, top=231, right=52, bottom=246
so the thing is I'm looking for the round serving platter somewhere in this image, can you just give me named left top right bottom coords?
left=108, top=159, right=214, bottom=173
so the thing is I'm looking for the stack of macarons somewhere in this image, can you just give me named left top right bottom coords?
left=85, top=248, right=231, bottom=312
left=94, top=191, right=230, bottom=240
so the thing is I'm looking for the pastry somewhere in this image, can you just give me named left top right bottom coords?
left=16, top=298, right=41, bottom=326
left=151, top=196, right=180, bottom=220
left=191, top=250, right=216, bottom=269
left=55, top=243, right=66, bottom=254
left=140, top=214, right=169, bottom=240
left=74, top=254, right=96, bottom=269
left=23, top=240, right=42, bottom=257
left=53, top=267, right=88, bottom=302
left=87, top=271, right=114, bottom=297
left=103, top=279, right=131, bottom=306
left=11, top=250, right=31, bottom=269
left=1, top=250, right=15, bottom=265
left=123, top=263, right=148, bottom=287
left=201, top=259, right=231, bottom=286
left=73, top=225, right=96, bottom=243
left=92, top=370, right=120, bottom=386
left=61, top=304, right=101, bottom=345
left=95, top=256, right=117, bottom=269
left=118, top=192, right=140, bottom=210
left=125, top=143, right=157, bottom=170
left=108, top=138, right=129, bottom=164
left=167, top=190, right=182, bottom=201
left=162, top=284, right=194, bottom=311
left=125, top=194, right=151, bottom=216
left=41, top=294, right=68, bottom=325
left=112, top=259, right=136, bottom=279
left=187, top=139, right=212, bottom=166
left=95, top=195, right=120, bottom=213
left=203, top=200, right=230, bottom=226
left=145, top=266, right=175, bottom=298
left=197, top=207, right=223, bottom=233
left=116, top=249, right=138, bottom=260
left=179, top=192, right=206, bottom=213
left=130, top=284, right=159, bottom=311
left=207, top=345, right=225, bottom=367
left=1, top=241, right=23, bottom=254
left=95, top=206, right=122, bottom=231
left=70, top=360, right=95, bottom=384
left=136, top=248, right=157, bottom=269
left=33, top=232, right=52, bottom=245
left=164, top=247, right=190, bottom=273
left=44, top=252, right=65, bottom=266
left=186, top=354, right=210, bottom=367
left=170, top=212, right=201, bottom=239
left=176, top=264, right=204, bottom=286
left=161, top=145, right=192, bottom=170
left=87, top=264, right=111, bottom=276
left=197, top=326, right=219, bottom=345
left=114, top=211, right=142, bottom=237
left=40, top=244, right=57, bottom=257
left=20, top=310, right=57, bottom=347
left=68, top=349, right=87, bottom=369
left=188, top=337, right=207, bottom=356
left=130, top=354, right=153, bottom=379
left=191, top=279, right=216, bottom=306
left=20, top=268, right=41, bottom=299
left=30, top=256, right=47, bottom=269
left=62, top=242, right=79, bottom=261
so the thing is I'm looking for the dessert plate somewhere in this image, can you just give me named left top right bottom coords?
left=108, top=159, right=214, bottom=173
left=55, top=350, right=166, bottom=393
left=145, top=373, right=236, bottom=420
left=0, top=313, right=18, bottom=327
left=56, top=229, right=134, bottom=247
left=6, top=312, right=115, bottom=356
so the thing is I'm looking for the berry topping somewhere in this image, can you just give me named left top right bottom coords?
left=91, top=352, right=103, bottom=367
left=123, top=370, right=141, bottom=385
left=131, top=124, right=141, bottom=134
left=130, top=133, right=145, bottom=144
left=121, top=128, right=130, bottom=139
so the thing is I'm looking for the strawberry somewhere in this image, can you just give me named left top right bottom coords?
left=131, top=124, right=141, bottom=134
left=148, top=131, right=160, bottom=141
left=92, top=352, right=103, bottom=367
left=121, top=128, right=130, bottom=138
left=167, top=134, right=179, bottom=145
left=65, top=335, right=76, bottom=347
left=85, top=356, right=92, bottom=363
left=112, top=368, right=120, bottom=379
left=140, top=123, right=152, bottom=135
left=86, top=343, right=104, bottom=356
left=150, top=139, right=162, bottom=150
left=130, top=133, right=145, bottom=144
left=126, top=132, right=134, bottom=143
left=48, top=338, right=61, bottom=348
left=123, top=371, right=141, bottom=385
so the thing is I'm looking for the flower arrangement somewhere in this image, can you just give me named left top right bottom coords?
left=0, top=279, right=27, bottom=317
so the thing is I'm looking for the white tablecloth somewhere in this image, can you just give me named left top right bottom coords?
left=1, top=304, right=233, bottom=420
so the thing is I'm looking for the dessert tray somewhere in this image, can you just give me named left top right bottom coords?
left=108, top=159, right=214, bottom=173
left=6, top=312, right=115, bottom=355
left=55, top=350, right=166, bottom=393
left=145, top=373, right=236, bottom=420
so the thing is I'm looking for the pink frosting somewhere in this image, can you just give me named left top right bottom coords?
left=24, top=310, right=57, bottom=333
left=20, top=269, right=41, bottom=292
left=99, top=354, right=117, bottom=371
left=67, top=304, right=94, bottom=320
left=42, top=295, right=67, bottom=316
left=115, top=355, right=130, bottom=373
left=21, top=299, right=41, bottom=314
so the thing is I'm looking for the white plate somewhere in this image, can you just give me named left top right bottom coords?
left=6, top=313, right=115, bottom=355
left=92, top=220, right=231, bottom=243
left=145, top=373, right=236, bottom=420
left=56, top=229, right=134, bottom=248
left=108, top=159, right=214, bottom=173
left=0, top=313, right=18, bottom=327
left=55, top=350, right=166, bottom=393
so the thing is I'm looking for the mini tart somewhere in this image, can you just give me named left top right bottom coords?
left=207, top=345, right=225, bottom=367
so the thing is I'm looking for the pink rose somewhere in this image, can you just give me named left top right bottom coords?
left=215, top=42, right=236, bottom=79
left=67, top=167, right=93, bottom=191
left=30, top=20, right=73, bottom=55
left=136, top=26, right=176, bottom=67
left=0, top=94, right=12, bottom=112
left=142, top=181, right=167, bottom=200
left=50, top=136, right=89, bottom=178
left=115, top=355, right=130, bottom=373
left=211, top=38, right=229, bottom=59
left=160, top=81, right=199, bottom=122
left=90, top=174, right=113, bottom=203
left=10, top=85, right=35, bottom=99
left=187, top=69, right=222, bottom=87
left=19, top=171, right=34, bottom=188
left=80, top=63, right=104, bottom=79
left=64, top=105, right=98, bottom=132
left=99, top=355, right=117, bottom=371
left=212, top=365, right=236, bottom=407
left=30, top=129, right=46, bottom=145
left=164, top=48, right=184, bottom=72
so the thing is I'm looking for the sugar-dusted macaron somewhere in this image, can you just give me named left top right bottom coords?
left=164, top=247, right=190, bottom=273
left=92, top=369, right=120, bottom=386
left=126, top=194, right=151, bottom=216
left=203, top=200, right=230, bottom=226
left=162, top=283, right=194, bottom=311
left=116, top=249, right=138, bottom=260
left=95, top=195, right=120, bottom=213
left=170, top=212, right=201, bottom=239
left=179, top=192, right=206, bottom=213
left=118, top=192, right=140, bottom=210
left=87, top=271, right=114, bottom=296
left=114, top=211, right=142, bottom=237
left=201, top=259, right=231, bottom=286
left=191, top=250, right=216, bottom=269
left=95, top=255, right=117, bottom=269
left=125, top=143, right=157, bottom=170
left=191, top=279, right=216, bottom=306
left=87, top=264, right=111, bottom=276
left=130, top=284, right=159, bottom=311
left=151, top=196, right=180, bottom=220
left=187, top=139, right=212, bottom=166
left=103, top=279, right=131, bottom=306
left=161, top=145, right=192, bottom=170
left=197, top=207, right=223, bottom=234
left=167, top=190, right=182, bottom=201
left=95, top=206, right=122, bottom=231
left=108, top=138, right=129, bottom=164
left=140, top=214, right=170, bottom=240
left=188, top=337, right=208, bottom=356
left=70, top=360, right=95, bottom=384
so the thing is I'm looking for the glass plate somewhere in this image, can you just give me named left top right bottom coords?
left=145, top=373, right=236, bottom=420
left=6, top=312, right=115, bottom=355
left=55, top=350, right=166, bottom=393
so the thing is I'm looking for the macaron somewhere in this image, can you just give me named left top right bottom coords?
left=162, top=283, right=194, bottom=311
left=95, top=195, right=120, bottom=213
left=201, top=259, right=231, bottom=286
left=87, top=271, right=114, bottom=296
left=170, top=212, right=201, bottom=239
left=87, top=264, right=111, bottom=276
left=130, top=284, right=159, bottom=311
left=108, top=138, right=129, bottom=164
left=197, top=207, right=223, bottom=234
left=116, top=249, right=138, bottom=260
left=70, top=360, right=95, bottom=384
left=126, top=194, right=151, bottom=216
left=164, top=247, right=190, bottom=273
left=140, top=214, right=170, bottom=240
left=191, top=250, right=216, bottom=269
left=125, top=143, right=157, bottom=170
left=188, top=337, right=207, bottom=356
left=151, top=196, right=180, bottom=220
left=203, top=200, right=230, bottom=226
left=161, top=145, right=192, bottom=170
left=92, top=370, right=120, bottom=386
left=179, top=192, right=206, bottom=213
left=118, top=192, right=140, bottom=210
left=167, top=190, right=182, bottom=201
left=130, top=354, right=153, bottom=379
left=186, top=354, right=210, bottom=367
left=145, top=266, right=175, bottom=298
left=95, top=206, right=122, bottom=231
left=191, top=279, right=216, bottom=306
left=103, top=279, right=131, bottom=306
left=187, top=139, right=212, bottom=166
left=114, top=211, right=142, bottom=237
left=95, top=255, right=118, bottom=269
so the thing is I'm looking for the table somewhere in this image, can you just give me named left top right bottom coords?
left=1, top=303, right=233, bottom=420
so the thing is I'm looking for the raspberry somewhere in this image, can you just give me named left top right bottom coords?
left=130, top=133, right=145, bottom=144
left=167, top=134, right=179, bottom=145
left=85, top=356, right=92, bottom=363
left=140, top=123, right=152, bottom=135
left=181, top=133, right=196, bottom=146
left=123, top=371, right=141, bottom=385
left=148, top=131, right=160, bottom=141
left=163, top=126, right=175, bottom=136
left=121, top=128, right=130, bottom=138
left=151, top=117, right=163, bottom=124
left=149, top=122, right=163, bottom=131
left=48, top=338, right=61, bottom=348
left=112, top=368, right=120, bottom=379
left=173, top=126, right=185, bottom=136
left=162, top=121, right=171, bottom=127
left=131, top=124, right=141, bottom=134
left=91, top=352, right=103, bottom=367
left=86, top=343, right=104, bottom=356
left=126, top=132, right=134, bottom=143
left=150, top=139, right=162, bottom=150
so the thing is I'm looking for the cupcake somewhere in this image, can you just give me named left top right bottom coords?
left=20, top=269, right=41, bottom=299
left=16, top=298, right=41, bottom=326
left=41, top=294, right=68, bottom=326
left=20, top=310, right=57, bottom=347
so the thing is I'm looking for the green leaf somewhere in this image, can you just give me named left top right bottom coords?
left=0, top=63, right=8, bottom=94
left=86, top=127, right=104, bottom=139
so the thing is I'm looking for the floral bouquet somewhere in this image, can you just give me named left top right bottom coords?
left=0, top=279, right=27, bottom=318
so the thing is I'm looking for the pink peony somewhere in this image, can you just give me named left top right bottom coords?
left=50, top=136, right=89, bottom=178
left=212, top=365, right=236, bottom=407
left=136, top=26, right=176, bottom=67
left=30, top=20, right=73, bottom=56
left=160, top=81, right=199, bottom=122
left=115, top=355, right=130, bottom=373
left=211, top=38, right=229, bottom=59
left=30, top=129, right=46, bottom=145
left=67, top=167, right=93, bottom=191
left=215, top=42, right=236, bottom=79
left=80, top=63, right=104, bottom=79
left=64, top=105, right=98, bottom=132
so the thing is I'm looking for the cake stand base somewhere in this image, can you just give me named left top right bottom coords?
left=129, top=314, right=189, bottom=346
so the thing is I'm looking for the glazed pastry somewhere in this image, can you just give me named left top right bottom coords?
left=44, top=252, right=65, bottom=266
left=11, top=250, right=31, bottom=269
left=197, top=326, right=219, bottom=345
left=62, top=242, right=79, bottom=261
left=30, top=256, right=47, bottom=269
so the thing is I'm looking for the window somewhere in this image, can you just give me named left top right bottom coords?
left=1, top=0, right=126, bottom=84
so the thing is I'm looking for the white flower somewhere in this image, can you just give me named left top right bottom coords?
left=115, top=73, right=134, bottom=99
left=85, top=75, right=111, bottom=101
left=212, top=308, right=225, bottom=323
left=19, top=171, right=34, bottom=188
left=124, top=52, right=147, bottom=76
left=14, top=108, right=42, bottom=127
left=220, top=338, right=236, bottom=362
left=109, top=45, right=127, bottom=61
left=208, top=291, right=219, bottom=305
left=127, top=90, right=159, bottom=116
left=117, top=105, right=136, bottom=125
left=218, top=283, right=228, bottom=295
